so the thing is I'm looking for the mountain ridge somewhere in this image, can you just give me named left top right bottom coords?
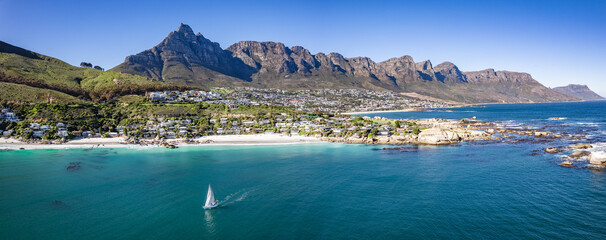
left=110, top=23, right=577, bottom=103
left=552, top=84, right=605, bottom=101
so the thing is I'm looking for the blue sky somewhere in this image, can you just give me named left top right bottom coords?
left=1, top=0, right=605, bottom=96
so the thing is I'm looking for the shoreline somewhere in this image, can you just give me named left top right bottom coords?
left=0, top=134, right=323, bottom=150
left=343, top=100, right=596, bottom=115
left=343, top=109, right=415, bottom=115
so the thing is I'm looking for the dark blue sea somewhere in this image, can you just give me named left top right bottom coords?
left=1, top=101, right=605, bottom=239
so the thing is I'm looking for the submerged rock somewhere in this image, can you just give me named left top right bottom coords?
left=589, top=151, right=606, bottom=165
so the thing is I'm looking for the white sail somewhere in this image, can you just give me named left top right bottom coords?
left=204, top=184, right=216, bottom=207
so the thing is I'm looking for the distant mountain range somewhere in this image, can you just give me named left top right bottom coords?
left=112, top=23, right=578, bottom=104
left=552, top=84, right=605, bottom=101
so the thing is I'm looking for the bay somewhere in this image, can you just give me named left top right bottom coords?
left=1, top=101, right=605, bottom=239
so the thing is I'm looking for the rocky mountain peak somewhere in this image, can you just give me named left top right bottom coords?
left=176, top=23, right=194, bottom=34
left=433, top=62, right=466, bottom=83
left=416, top=60, right=433, bottom=71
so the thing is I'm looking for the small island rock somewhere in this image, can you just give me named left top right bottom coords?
left=569, top=143, right=592, bottom=149
left=559, top=161, right=574, bottom=167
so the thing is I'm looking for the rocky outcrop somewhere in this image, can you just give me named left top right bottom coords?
left=552, top=84, right=605, bottom=101
left=569, top=150, right=591, bottom=158
left=569, top=143, right=592, bottom=149
left=559, top=161, right=574, bottom=167
left=417, top=128, right=460, bottom=145
left=111, top=23, right=580, bottom=104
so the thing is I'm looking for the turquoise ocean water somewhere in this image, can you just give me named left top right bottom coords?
left=1, top=101, right=605, bottom=239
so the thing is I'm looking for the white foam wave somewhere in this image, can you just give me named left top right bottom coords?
left=590, top=142, right=606, bottom=152
left=548, top=117, right=567, bottom=120
left=576, top=122, right=599, bottom=126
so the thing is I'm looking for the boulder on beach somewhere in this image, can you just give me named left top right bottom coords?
left=418, top=128, right=460, bottom=145
left=345, top=136, right=365, bottom=144
left=569, top=150, right=591, bottom=158
left=589, top=151, right=606, bottom=165
left=568, top=143, right=592, bottom=149
left=545, top=147, right=558, bottom=153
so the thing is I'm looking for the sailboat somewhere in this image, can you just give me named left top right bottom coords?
left=203, top=184, right=219, bottom=209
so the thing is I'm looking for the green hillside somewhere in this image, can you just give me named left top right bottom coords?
left=0, top=41, right=194, bottom=103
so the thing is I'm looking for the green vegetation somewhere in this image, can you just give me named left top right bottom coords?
left=0, top=82, right=83, bottom=104
left=0, top=41, right=196, bottom=103
left=210, top=88, right=234, bottom=94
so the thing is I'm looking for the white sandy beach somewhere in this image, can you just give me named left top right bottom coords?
left=0, top=137, right=128, bottom=150
left=191, top=134, right=321, bottom=145
left=343, top=109, right=414, bottom=115
left=0, top=134, right=322, bottom=150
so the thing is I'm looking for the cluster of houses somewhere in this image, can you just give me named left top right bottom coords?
left=1, top=111, right=425, bottom=140
left=148, top=90, right=221, bottom=103
left=125, top=115, right=416, bottom=139
left=216, top=88, right=450, bottom=113
left=146, top=88, right=450, bottom=113
left=0, top=108, right=19, bottom=122
left=26, top=122, right=71, bottom=138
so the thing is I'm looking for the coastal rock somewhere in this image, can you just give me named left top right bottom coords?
left=374, top=136, right=392, bottom=144
left=417, top=128, right=460, bottom=145
left=545, top=147, right=558, bottom=153
left=559, top=161, right=574, bottom=167
left=345, top=136, right=366, bottom=144
left=534, top=131, right=551, bottom=137
left=589, top=151, right=606, bottom=165
left=569, top=143, right=592, bottom=149
left=569, top=150, right=590, bottom=158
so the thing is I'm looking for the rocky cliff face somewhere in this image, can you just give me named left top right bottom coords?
left=112, top=23, right=579, bottom=103
left=552, top=84, right=605, bottom=101
left=113, top=23, right=255, bottom=86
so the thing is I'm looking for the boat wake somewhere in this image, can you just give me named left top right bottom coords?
left=219, top=188, right=256, bottom=206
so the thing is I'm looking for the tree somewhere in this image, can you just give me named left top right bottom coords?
left=80, top=62, right=92, bottom=68
left=93, top=65, right=104, bottom=71
left=395, top=120, right=401, bottom=128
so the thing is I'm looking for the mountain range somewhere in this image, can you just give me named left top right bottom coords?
left=112, top=23, right=578, bottom=104
left=2, top=23, right=600, bottom=104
